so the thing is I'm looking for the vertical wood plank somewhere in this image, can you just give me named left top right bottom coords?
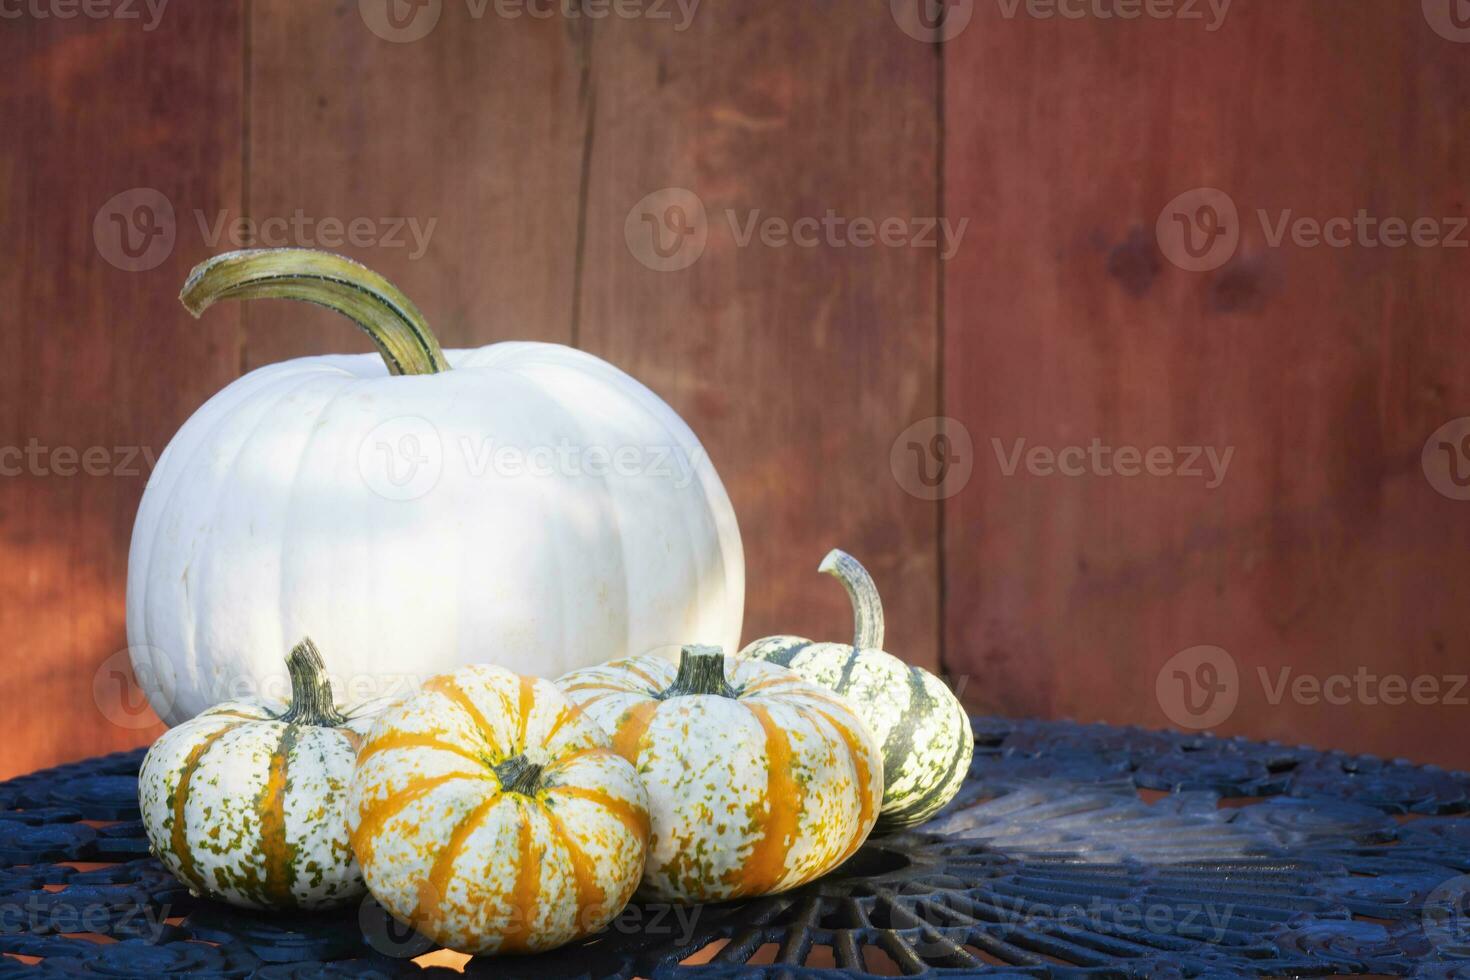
left=944, top=2, right=1470, bottom=768
left=0, top=5, right=243, bottom=778
left=577, top=3, right=943, bottom=669
left=243, top=2, right=591, bottom=362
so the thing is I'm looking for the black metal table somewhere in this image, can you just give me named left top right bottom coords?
left=3, top=717, right=1470, bottom=977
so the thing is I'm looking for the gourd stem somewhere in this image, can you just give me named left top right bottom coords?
left=663, top=645, right=737, bottom=698
left=818, top=549, right=885, bottom=651
left=180, top=248, right=451, bottom=376
left=278, top=638, right=348, bottom=727
left=493, top=754, right=545, bottom=796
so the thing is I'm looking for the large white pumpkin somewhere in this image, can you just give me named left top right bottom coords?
left=126, top=249, right=743, bottom=725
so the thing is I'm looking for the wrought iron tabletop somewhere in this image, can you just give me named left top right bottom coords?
left=3, top=717, right=1470, bottom=977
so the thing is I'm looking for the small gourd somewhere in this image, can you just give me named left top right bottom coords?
left=137, top=639, right=382, bottom=910
left=347, top=664, right=649, bottom=955
left=740, top=550, right=974, bottom=831
left=558, top=644, right=882, bottom=903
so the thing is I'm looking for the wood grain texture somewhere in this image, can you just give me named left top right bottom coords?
left=243, top=1, right=591, bottom=362
left=0, top=5, right=244, bottom=777
left=6, top=0, right=1465, bottom=780
left=943, top=2, right=1470, bottom=769
left=577, top=4, right=943, bottom=670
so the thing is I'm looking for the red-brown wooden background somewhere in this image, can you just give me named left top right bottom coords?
left=3, top=0, right=1468, bottom=779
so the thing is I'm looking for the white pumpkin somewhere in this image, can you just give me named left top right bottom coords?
left=126, top=249, right=743, bottom=725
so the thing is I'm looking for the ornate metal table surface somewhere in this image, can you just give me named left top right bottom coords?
left=3, top=718, right=1470, bottom=978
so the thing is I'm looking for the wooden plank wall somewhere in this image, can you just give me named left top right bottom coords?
left=0, top=1, right=939, bottom=778
left=945, top=1, right=1470, bottom=770
left=3, top=1, right=1467, bottom=778
left=0, top=5, right=243, bottom=774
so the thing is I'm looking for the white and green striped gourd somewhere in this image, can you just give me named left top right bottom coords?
left=138, top=639, right=385, bottom=910
left=739, top=550, right=973, bottom=831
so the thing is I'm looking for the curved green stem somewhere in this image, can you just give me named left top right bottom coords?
left=278, top=637, right=348, bottom=727
left=819, top=549, right=885, bottom=651
left=180, top=248, right=450, bottom=376
left=662, top=644, right=737, bottom=699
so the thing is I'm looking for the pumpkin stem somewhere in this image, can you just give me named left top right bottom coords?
left=493, top=754, right=545, bottom=796
left=278, top=637, right=348, bottom=727
left=180, top=248, right=451, bottom=376
left=663, top=644, right=738, bottom=699
left=818, top=549, right=885, bottom=651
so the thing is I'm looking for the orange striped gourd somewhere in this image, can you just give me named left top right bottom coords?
left=347, top=664, right=649, bottom=955
left=137, top=639, right=385, bottom=910
left=557, top=645, right=883, bottom=903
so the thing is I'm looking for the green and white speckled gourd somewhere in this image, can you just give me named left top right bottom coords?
left=739, top=550, right=973, bottom=831
left=557, top=645, right=882, bottom=903
left=138, top=639, right=385, bottom=910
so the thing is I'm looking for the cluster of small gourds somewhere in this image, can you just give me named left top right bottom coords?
left=137, top=552, right=972, bottom=956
